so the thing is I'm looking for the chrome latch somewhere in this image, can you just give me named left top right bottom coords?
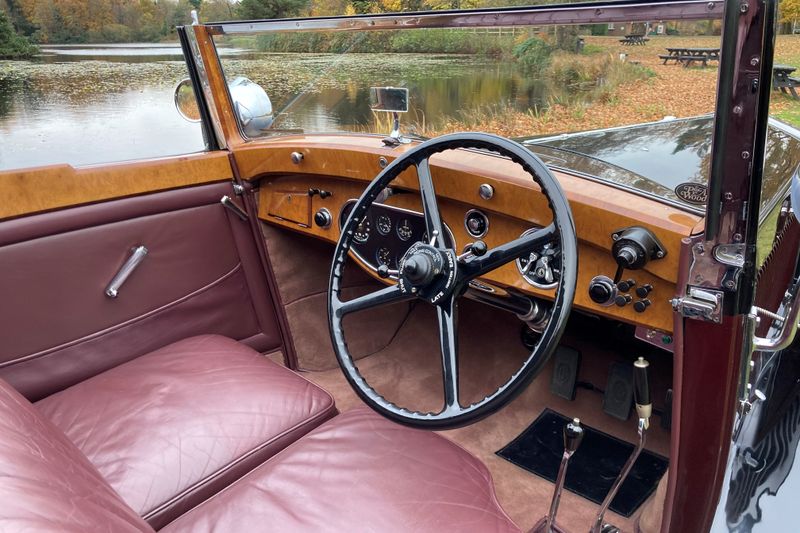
left=671, top=286, right=723, bottom=323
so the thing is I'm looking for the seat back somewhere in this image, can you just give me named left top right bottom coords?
left=0, top=378, right=153, bottom=532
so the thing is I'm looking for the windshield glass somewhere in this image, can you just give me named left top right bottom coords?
left=211, top=12, right=798, bottom=216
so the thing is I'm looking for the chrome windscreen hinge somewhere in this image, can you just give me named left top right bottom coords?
left=671, top=286, right=724, bottom=323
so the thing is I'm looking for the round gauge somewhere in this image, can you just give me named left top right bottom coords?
left=396, top=218, right=413, bottom=241
left=354, top=218, right=371, bottom=243
left=375, top=247, right=393, bottom=267
left=516, top=228, right=560, bottom=289
left=376, top=214, right=392, bottom=236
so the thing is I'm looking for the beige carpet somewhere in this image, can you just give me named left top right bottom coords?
left=301, top=298, right=672, bottom=533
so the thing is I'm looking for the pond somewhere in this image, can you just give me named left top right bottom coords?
left=0, top=43, right=553, bottom=170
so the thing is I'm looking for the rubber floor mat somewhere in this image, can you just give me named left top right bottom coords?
left=496, top=408, right=668, bottom=517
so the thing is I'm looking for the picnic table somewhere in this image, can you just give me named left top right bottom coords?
left=659, top=47, right=720, bottom=67
left=620, top=34, right=650, bottom=45
left=773, top=64, right=800, bottom=99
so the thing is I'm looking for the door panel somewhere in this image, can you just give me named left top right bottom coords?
left=0, top=182, right=281, bottom=400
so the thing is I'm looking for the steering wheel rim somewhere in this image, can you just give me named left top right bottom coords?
left=328, top=132, right=577, bottom=430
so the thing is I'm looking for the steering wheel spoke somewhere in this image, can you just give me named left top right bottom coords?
left=334, top=284, right=413, bottom=317
left=462, top=223, right=557, bottom=280
left=437, top=296, right=460, bottom=411
left=416, top=158, right=446, bottom=249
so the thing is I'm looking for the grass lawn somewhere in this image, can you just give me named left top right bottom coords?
left=429, top=34, right=800, bottom=137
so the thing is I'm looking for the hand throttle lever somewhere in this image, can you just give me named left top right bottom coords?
left=591, top=357, right=651, bottom=533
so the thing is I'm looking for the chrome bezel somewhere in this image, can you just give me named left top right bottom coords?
left=515, top=227, right=558, bottom=290
left=464, top=209, right=489, bottom=239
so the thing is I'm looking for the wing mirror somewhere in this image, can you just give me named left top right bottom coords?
left=791, top=164, right=800, bottom=222
left=174, top=77, right=274, bottom=138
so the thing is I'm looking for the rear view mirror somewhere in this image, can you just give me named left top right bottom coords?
left=174, top=79, right=201, bottom=123
left=369, top=87, right=409, bottom=114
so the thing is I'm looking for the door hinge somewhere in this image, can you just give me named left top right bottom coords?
left=671, top=286, right=724, bottom=323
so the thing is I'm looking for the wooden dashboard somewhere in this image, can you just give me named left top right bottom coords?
left=236, top=134, right=702, bottom=334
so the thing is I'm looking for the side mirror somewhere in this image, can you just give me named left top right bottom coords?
left=229, top=77, right=273, bottom=138
left=174, top=76, right=274, bottom=138
left=369, top=87, right=409, bottom=113
left=174, top=79, right=201, bottom=122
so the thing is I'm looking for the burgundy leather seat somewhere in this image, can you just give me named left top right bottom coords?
left=162, top=408, right=520, bottom=533
left=1, top=377, right=519, bottom=532
left=35, top=335, right=336, bottom=529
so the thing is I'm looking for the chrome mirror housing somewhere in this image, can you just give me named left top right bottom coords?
left=174, top=79, right=201, bottom=123
left=228, top=76, right=273, bottom=138
left=791, top=164, right=800, bottom=221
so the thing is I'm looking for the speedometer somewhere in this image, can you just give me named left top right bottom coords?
left=354, top=218, right=371, bottom=243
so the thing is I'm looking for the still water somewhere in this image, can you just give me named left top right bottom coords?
left=0, top=43, right=548, bottom=170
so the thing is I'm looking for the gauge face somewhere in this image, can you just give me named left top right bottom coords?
left=376, top=215, right=392, bottom=236
left=396, top=218, right=413, bottom=241
left=516, top=229, right=560, bottom=289
left=354, top=218, right=371, bottom=243
left=465, top=210, right=489, bottom=238
left=375, top=247, right=393, bottom=268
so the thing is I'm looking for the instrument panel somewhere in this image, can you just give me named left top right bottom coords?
left=339, top=200, right=455, bottom=273
left=252, top=137, right=703, bottom=335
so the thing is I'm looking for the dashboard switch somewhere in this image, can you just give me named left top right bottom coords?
left=615, top=294, right=633, bottom=307
left=314, top=208, right=332, bottom=228
left=635, top=284, right=653, bottom=298
left=617, top=279, right=636, bottom=292
left=634, top=299, right=652, bottom=313
left=588, top=275, right=617, bottom=306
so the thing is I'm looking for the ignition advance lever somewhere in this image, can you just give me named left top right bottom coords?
left=591, top=357, right=652, bottom=533
left=534, top=418, right=583, bottom=533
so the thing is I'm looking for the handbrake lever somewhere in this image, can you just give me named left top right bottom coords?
left=591, top=357, right=651, bottom=533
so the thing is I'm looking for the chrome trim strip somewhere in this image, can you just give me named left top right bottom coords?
left=187, top=27, right=227, bottom=149
left=208, top=0, right=723, bottom=35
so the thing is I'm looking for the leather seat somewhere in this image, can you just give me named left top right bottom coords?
left=35, top=335, right=336, bottom=529
left=1, top=372, right=519, bottom=532
left=162, top=408, right=521, bottom=533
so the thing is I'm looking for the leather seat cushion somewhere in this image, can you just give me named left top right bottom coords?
left=36, top=335, right=335, bottom=529
left=0, top=378, right=153, bottom=533
left=163, top=408, right=520, bottom=533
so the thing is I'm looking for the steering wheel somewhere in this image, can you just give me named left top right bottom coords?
left=328, top=132, right=577, bottom=430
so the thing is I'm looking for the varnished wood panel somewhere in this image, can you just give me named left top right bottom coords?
left=236, top=135, right=700, bottom=283
left=257, top=174, right=684, bottom=333
left=0, top=152, right=233, bottom=221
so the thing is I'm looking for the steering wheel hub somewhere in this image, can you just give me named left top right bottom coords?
left=398, top=242, right=457, bottom=304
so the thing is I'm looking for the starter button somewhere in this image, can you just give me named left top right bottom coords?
left=465, top=209, right=489, bottom=238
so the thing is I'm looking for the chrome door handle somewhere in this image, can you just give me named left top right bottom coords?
left=105, top=245, right=148, bottom=298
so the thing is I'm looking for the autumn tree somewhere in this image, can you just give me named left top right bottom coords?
left=0, top=6, right=37, bottom=57
left=237, top=0, right=311, bottom=19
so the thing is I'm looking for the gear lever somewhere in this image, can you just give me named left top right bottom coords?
left=529, top=417, right=584, bottom=533
left=590, top=357, right=652, bottom=533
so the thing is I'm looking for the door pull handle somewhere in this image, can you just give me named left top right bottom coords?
left=105, top=245, right=148, bottom=298
left=221, top=195, right=248, bottom=221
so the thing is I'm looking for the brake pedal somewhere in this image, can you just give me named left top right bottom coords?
left=550, top=346, right=581, bottom=401
left=602, top=362, right=633, bottom=421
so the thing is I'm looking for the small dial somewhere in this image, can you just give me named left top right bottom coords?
left=376, top=214, right=392, bottom=235
left=375, top=247, right=393, bottom=267
left=516, top=229, right=560, bottom=289
left=396, top=218, right=413, bottom=241
left=354, top=218, right=371, bottom=243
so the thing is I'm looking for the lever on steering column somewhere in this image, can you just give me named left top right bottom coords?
left=590, top=357, right=652, bottom=533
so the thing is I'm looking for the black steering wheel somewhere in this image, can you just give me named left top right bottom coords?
left=328, top=133, right=577, bottom=430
